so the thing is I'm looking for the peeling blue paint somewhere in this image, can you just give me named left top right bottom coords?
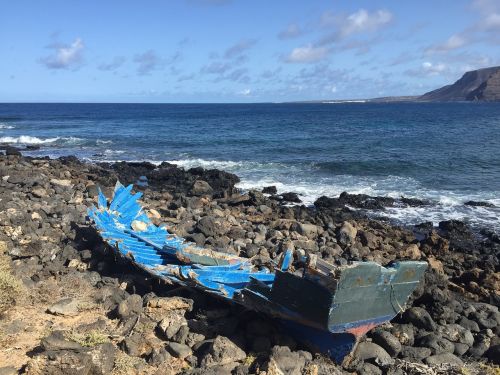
left=88, top=182, right=427, bottom=364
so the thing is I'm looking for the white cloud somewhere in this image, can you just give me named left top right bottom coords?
left=426, top=34, right=467, bottom=53
left=285, top=44, right=328, bottom=63
left=40, top=38, right=84, bottom=70
left=340, top=9, right=393, bottom=37
left=422, top=62, right=447, bottom=75
left=483, top=13, right=500, bottom=30
left=238, top=88, right=251, bottom=96
left=406, top=62, right=448, bottom=77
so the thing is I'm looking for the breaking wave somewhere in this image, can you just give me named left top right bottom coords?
left=0, top=124, right=15, bottom=129
left=0, top=135, right=60, bottom=144
left=0, top=135, right=86, bottom=145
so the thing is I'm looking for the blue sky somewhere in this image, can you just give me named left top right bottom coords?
left=1, top=0, right=499, bottom=102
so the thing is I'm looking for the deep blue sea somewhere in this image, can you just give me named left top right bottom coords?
left=1, top=102, right=500, bottom=231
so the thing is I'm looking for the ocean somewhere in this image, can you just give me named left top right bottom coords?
left=1, top=102, right=499, bottom=231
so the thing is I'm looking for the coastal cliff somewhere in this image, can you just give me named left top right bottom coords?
left=419, top=66, right=500, bottom=102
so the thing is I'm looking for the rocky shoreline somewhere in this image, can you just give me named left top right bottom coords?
left=0, top=154, right=498, bottom=375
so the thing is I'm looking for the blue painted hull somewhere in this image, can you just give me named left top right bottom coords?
left=88, top=182, right=427, bottom=363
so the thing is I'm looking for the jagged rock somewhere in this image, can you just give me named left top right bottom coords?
left=199, top=336, right=246, bottom=367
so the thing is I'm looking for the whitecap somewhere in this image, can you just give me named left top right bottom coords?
left=0, top=124, right=15, bottom=129
left=0, top=135, right=60, bottom=144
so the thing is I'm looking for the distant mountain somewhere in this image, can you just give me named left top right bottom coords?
left=419, top=66, right=500, bottom=102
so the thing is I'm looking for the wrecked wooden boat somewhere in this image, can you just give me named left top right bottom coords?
left=88, top=183, right=427, bottom=363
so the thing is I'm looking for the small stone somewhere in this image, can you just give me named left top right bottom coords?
left=47, top=298, right=79, bottom=316
left=266, top=346, right=311, bottom=375
left=438, top=324, right=474, bottom=347
left=86, top=184, right=99, bottom=198
left=458, top=317, right=480, bottom=333
left=425, top=353, right=463, bottom=366
left=402, top=307, right=437, bottom=331
left=131, top=220, right=148, bottom=231
left=148, top=209, right=161, bottom=219
left=402, top=244, right=421, bottom=260
left=31, top=212, right=42, bottom=221
left=199, top=336, right=246, bottom=367
left=0, top=366, right=17, bottom=375
left=262, top=186, right=277, bottom=195
left=359, top=362, right=382, bottom=375
left=50, top=178, right=73, bottom=187
left=371, top=330, right=402, bottom=357
left=191, top=180, right=213, bottom=196
left=400, top=346, right=431, bottom=361
left=337, top=221, right=357, bottom=246
left=296, top=223, right=321, bottom=239
left=32, top=187, right=48, bottom=198
left=167, top=342, right=192, bottom=359
left=354, top=342, right=394, bottom=366
left=417, top=333, right=455, bottom=354
left=157, top=315, right=187, bottom=340
left=116, top=294, right=143, bottom=319
left=41, top=331, right=84, bottom=352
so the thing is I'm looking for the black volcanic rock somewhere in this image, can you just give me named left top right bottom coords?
left=419, top=66, right=500, bottom=102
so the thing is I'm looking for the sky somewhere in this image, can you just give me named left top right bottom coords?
left=1, top=0, right=499, bottom=103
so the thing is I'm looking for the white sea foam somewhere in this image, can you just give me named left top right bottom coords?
left=97, top=139, right=113, bottom=145
left=0, top=124, right=15, bottom=129
left=103, top=149, right=125, bottom=155
left=167, top=158, right=263, bottom=171
left=0, top=135, right=60, bottom=144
